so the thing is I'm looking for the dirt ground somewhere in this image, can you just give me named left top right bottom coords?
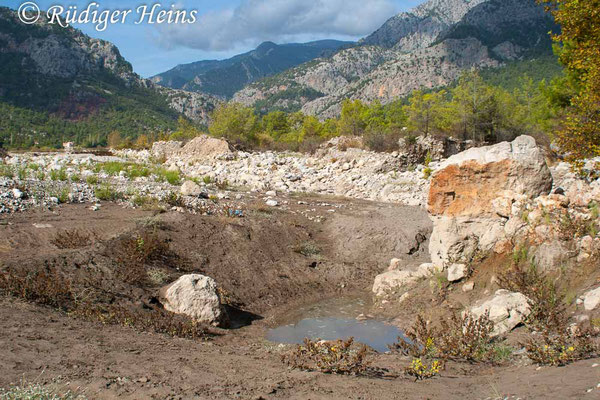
left=1, top=198, right=600, bottom=399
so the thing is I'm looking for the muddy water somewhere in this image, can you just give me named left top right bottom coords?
left=266, top=296, right=405, bottom=352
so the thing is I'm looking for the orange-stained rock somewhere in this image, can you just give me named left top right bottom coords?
left=428, top=159, right=512, bottom=217
left=428, top=136, right=552, bottom=218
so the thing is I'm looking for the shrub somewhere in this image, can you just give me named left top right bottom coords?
left=95, top=161, right=127, bottom=176
left=147, top=268, right=169, bottom=285
left=50, top=169, right=68, bottom=181
left=127, top=164, right=151, bottom=180
left=56, top=188, right=70, bottom=204
left=155, top=168, right=181, bottom=185
left=0, top=165, right=14, bottom=178
left=73, top=303, right=210, bottom=340
left=85, top=175, right=98, bottom=185
left=423, top=167, right=433, bottom=180
left=405, top=357, right=443, bottom=381
left=164, top=191, right=184, bottom=208
left=51, top=230, right=91, bottom=249
left=525, top=326, right=599, bottom=366
left=113, top=231, right=171, bottom=285
left=294, top=242, right=321, bottom=257
left=282, top=338, right=371, bottom=375
left=0, top=268, right=74, bottom=311
left=94, top=184, right=121, bottom=202
left=497, top=262, right=567, bottom=331
left=390, top=312, right=496, bottom=363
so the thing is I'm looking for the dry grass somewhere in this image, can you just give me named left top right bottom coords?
left=282, top=338, right=371, bottom=375
left=0, top=267, right=211, bottom=341
left=0, top=268, right=74, bottom=310
left=73, top=303, right=211, bottom=340
left=113, top=231, right=173, bottom=285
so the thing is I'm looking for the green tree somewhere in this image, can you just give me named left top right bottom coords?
left=449, top=71, right=501, bottom=142
left=261, top=111, right=290, bottom=140
left=338, top=99, right=368, bottom=136
left=209, top=103, right=258, bottom=147
left=539, top=0, right=600, bottom=166
left=403, top=90, right=449, bottom=137
left=170, top=116, right=202, bottom=141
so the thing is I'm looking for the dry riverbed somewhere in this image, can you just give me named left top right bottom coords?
left=1, top=199, right=600, bottom=399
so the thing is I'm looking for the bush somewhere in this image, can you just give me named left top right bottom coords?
left=94, top=184, right=121, bottom=202
left=0, top=268, right=74, bottom=311
left=282, top=338, right=371, bottom=375
left=390, top=312, right=496, bottom=363
left=497, top=261, right=567, bottom=331
left=154, top=168, right=181, bottom=185
left=112, top=231, right=172, bottom=285
left=49, top=169, right=68, bottom=181
left=85, top=175, right=98, bottom=185
left=73, top=303, right=210, bottom=340
left=405, top=357, right=443, bottom=381
left=525, top=326, right=599, bottom=366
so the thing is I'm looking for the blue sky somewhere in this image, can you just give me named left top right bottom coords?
left=3, top=0, right=422, bottom=77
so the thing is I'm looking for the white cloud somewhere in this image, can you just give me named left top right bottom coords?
left=156, top=0, right=397, bottom=50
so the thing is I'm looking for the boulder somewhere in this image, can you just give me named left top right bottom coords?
left=428, top=136, right=553, bottom=267
left=583, top=286, right=600, bottom=311
left=160, top=274, right=227, bottom=326
left=372, top=270, right=419, bottom=297
left=180, top=180, right=205, bottom=197
left=531, top=240, right=572, bottom=272
left=177, top=135, right=232, bottom=160
left=467, top=289, right=531, bottom=336
left=151, top=141, right=183, bottom=161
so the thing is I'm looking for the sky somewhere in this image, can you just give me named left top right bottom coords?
left=3, top=0, right=423, bottom=77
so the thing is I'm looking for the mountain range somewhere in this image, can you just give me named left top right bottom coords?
left=151, top=40, right=353, bottom=98
left=231, top=0, right=559, bottom=117
left=0, top=6, right=219, bottom=148
left=0, top=0, right=561, bottom=147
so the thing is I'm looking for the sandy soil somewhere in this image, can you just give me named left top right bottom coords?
left=1, top=199, right=600, bottom=399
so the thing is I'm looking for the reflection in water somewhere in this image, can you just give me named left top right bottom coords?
left=267, top=317, right=403, bottom=352
left=266, top=296, right=405, bottom=352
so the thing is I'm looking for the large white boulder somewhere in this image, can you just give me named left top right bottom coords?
left=428, top=136, right=553, bottom=268
left=467, top=289, right=531, bottom=337
left=583, top=286, right=600, bottom=311
left=160, top=274, right=227, bottom=326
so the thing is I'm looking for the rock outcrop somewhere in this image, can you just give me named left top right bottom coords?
left=467, top=289, right=531, bottom=336
left=428, top=135, right=553, bottom=268
left=160, top=274, right=227, bottom=326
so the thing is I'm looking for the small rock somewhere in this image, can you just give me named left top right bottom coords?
left=467, top=289, right=531, bottom=336
left=462, top=281, right=475, bottom=292
left=33, top=223, right=53, bottom=229
left=11, top=188, right=22, bottom=199
left=265, top=190, right=277, bottom=197
left=265, top=199, right=279, bottom=207
left=388, top=258, right=402, bottom=271
left=448, top=263, right=467, bottom=282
